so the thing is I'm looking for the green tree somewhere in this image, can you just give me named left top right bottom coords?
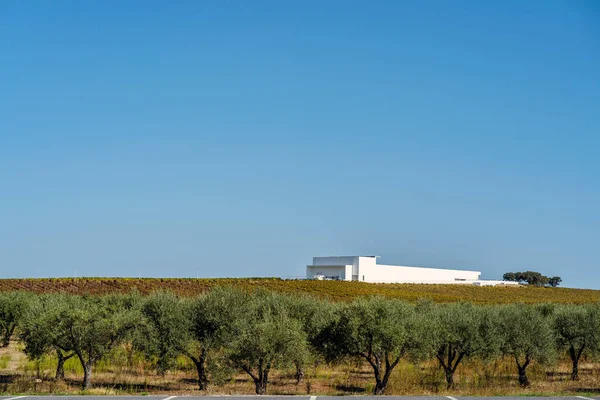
left=0, top=291, right=32, bottom=347
left=19, top=294, right=76, bottom=380
left=138, top=290, right=242, bottom=390
left=190, top=287, right=251, bottom=390
left=498, top=304, right=556, bottom=387
left=280, top=294, right=337, bottom=383
left=518, top=271, right=547, bottom=286
left=430, top=303, right=501, bottom=388
left=225, top=290, right=309, bottom=395
left=324, top=297, right=425, bottom=395
left=37, top=293, right=141, bottom=389
left=503, top=271, right=561, bottom=287
left=137, top=292, right=195, bottom=377
left=553, top=304, right=600, bottom=380
left=503, top=272, right=517, bottom=282
left=548, top=277, right=562, bottom=287
left=536, top=274, right=550, bottom=287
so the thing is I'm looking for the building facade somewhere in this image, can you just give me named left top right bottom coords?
left=306, top=256, right=517, bottom=286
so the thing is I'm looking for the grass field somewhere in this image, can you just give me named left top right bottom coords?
left=0, top=277, right=599, bottom=304
left=1, top=340, right=600, bottom=396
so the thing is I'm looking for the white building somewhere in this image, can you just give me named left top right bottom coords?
left=306, top=256, right=518, bottom=286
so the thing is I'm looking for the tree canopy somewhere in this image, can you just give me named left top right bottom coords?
left=427, top=303, right=501, bottom=387
left=0, top=291, right=32, bottom=347
left=321, top=297, right=428, bottom=394
left=136, top=291, right=194, bottom=376
left=503, top=271, right=562, bottom=287
left=25, top=293, right=143, bottom=389
left=498, top=304, right=556, bottom=387
left=553, top=304, right=600, bottom=380
left=223, top=290, right=309, bottom=395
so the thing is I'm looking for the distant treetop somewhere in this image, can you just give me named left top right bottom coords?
left=503, top=271, right=562, bottom=287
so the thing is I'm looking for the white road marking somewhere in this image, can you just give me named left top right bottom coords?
left=162, top=396, right=177, bottom=400
left=4, top=397, right=27, bottom=400
left=576, top=397, right=595, bottom=400
left=310, top=396, right=317, bottom=400
left=446, top=396, right=459, bottom=400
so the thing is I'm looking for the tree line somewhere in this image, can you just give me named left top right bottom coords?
left=1, top=290, right=599, bottom=395
left=503, top=271, right=562, bottom=287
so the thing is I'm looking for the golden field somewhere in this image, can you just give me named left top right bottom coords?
left=0, top=277, right=599, bottom=304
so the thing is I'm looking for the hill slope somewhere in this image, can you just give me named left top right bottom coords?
left=0, top=277, right=598, bottom=304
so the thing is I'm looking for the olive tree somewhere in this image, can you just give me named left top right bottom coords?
left=187, top=287, right=251, bottom=390
left=225, top=290, right=309, bottom=395
left=138, top=289, right=248, bottom=391
left=39, top=293, right=142, bottom=389
left=429, top=303, right=501, bottom=388
left=0, top=291, right=32, bottom=347
left=498, top=304, right=556, bottom=387
left=553, top=304, right=600, bottom=380
left=280, top=294, right=337, bottom=383
left=323, top=297, right=425, bottom=395
left=137, top=292, right=195, bottom=377
left=20, top=294, right=76, bottom=380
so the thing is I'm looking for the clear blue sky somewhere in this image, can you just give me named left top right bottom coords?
left=1, top=1, right=598, bottom=288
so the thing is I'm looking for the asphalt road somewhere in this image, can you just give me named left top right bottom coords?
left=1, top=396, right=600, bottom=400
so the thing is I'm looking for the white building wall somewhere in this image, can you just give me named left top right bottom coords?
left=306, top=256, right=492, bottom=284
left=362, top=264, right=480, bottom=283
left=472, top=280, right=519, bottom=286
left=356, top=256, right=377, bottom=281
left=344, top=265, right=353, bottom=281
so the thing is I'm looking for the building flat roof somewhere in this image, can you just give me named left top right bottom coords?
left=316, top=255, right=380, bottom=258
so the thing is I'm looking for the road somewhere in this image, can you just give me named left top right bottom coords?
left=1, top=396, right=600, bottom=400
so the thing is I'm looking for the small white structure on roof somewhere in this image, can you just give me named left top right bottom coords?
left=306, top=256, right=517, bottom=286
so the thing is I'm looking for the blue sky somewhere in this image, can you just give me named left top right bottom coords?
left=1, top=1, right=599, bottom=288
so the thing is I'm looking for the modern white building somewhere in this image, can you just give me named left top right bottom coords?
left=306, top=256, right=518, bottom=286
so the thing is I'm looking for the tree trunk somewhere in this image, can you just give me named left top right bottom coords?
left=445, top=369, right=455, bottom=388
left=254, top=366, right=269, bottom=395
left=294, top=361, right=304, bottom=383
left=75, top=352, right=94, bottom=390
left=373, top=366, right=393, bottom=395
left=186, top=348, right=209, bottom=390
left=571, top=359, right=579, bottom=382
left=255, top=378, right=267, bottom=395
left=55, top=350, right=75, bottom=381
left=366, top=353, right=398, bottom=395
left=240, top=360, right=270, bottom=395
left=56, top=358, right=65, bottom=381
left=436, top=345, right=464, bottom=389
left=569, top=344, right=585, bottom=381
left=371, top=358, right=383, bottom=395
left=253, top=360, right=270, bottom=395
left=194, top=356, right=209, bottom=391
left=1, top=325, right=15, bottom=347
left=517, top=365, right=529, bottom=387
left=82, top=362, right=93, bottom=390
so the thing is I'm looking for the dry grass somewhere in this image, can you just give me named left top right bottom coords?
left=1, top=277, right=599, bottom=304
left=1, top=340, right=600, bottom=396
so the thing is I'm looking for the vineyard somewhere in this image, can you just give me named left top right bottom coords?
left=0, top=277, right=599, bottom=303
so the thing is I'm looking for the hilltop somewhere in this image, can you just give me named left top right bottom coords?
left=0, top=277, right=598, bottom=304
